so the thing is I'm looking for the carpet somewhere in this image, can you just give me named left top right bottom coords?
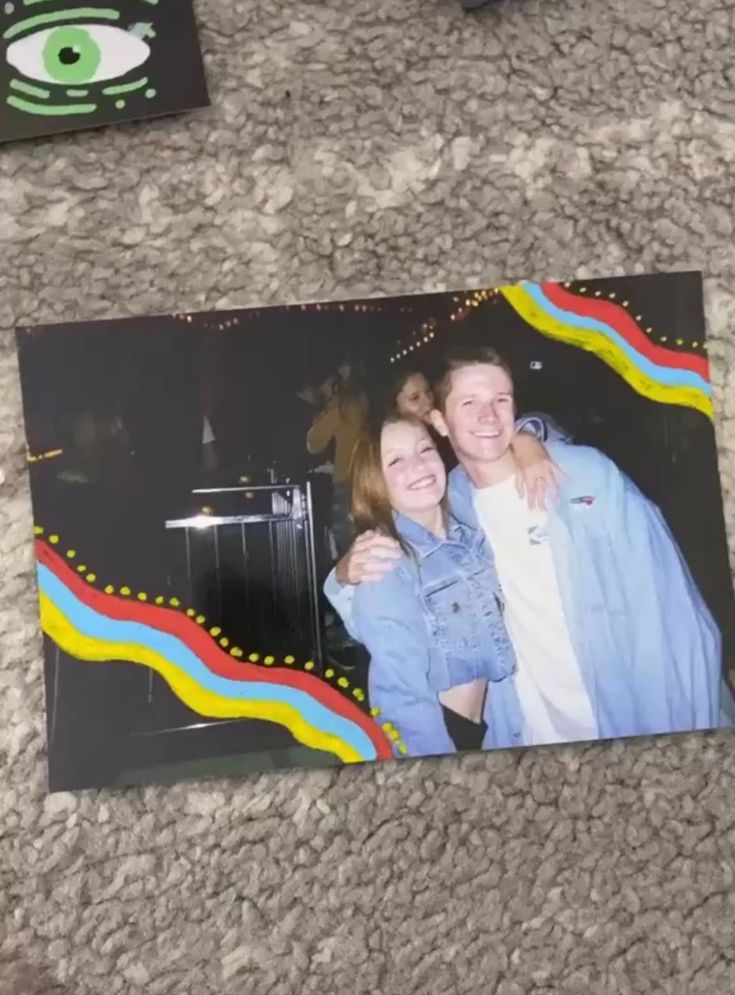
left=2, top=1, right=735, bottom=992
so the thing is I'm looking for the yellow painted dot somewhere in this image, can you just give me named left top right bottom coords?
left=169, top=597, right=180, bottom=607
left=660, top=336, right=668, bottom=342
left=622, top=300, right=629, bottom=307
left=370, top=706, right=381, bottom=717
left=186, top=608, right=195, bottom=617
left=381, top=722, right=393, bottom=732
left=210, top=626, right=222, bottom=637
left=398, top=743, right=408, bottom=755
left=325, top=668, right=335, bottom=679
left=692, top=341, right=699, bottom=348
left=49, top=535, right=59, bottom=544
left=284, top=655, right=295, bottom=665
left=137, top=592, right=147, bottom=602
left=676, top=338, right=684, bottom=346
left=66, top=549, right=76, bottom=559
left=120, top=586, right=131, bottom=596
left=154, top=596, right=164, bottom=605
left=33, top=526, right=44, bottom=536
left=104, top=585, right=115, bottom=594
left=219, top=637, right=230, bottom=648
left=195, top=615, right=206, bottom=624
left=389, top=729, right=400, bottom=741
left=86, top=573, right=96, bottom=583
left=337, top=677, right=349, bottom=689
left=304, top=661, right=315, bottom=672
left=579, top=287, right=586, bottom=293
left=646, top=328, right=653, bottom=334
left=248, top=653, right=260, bottom=662
left=76, top=564, right=86, bottom=573
left=352, top=688, right=362, bottom=699
left=609, top=292, right=616, bottom=299
left=264, top=655, right=275, bottom=664
left=230, top=647, right=243, bottom=658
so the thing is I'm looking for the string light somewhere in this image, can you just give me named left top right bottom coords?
left=388, top=316, right=439, bottom=363
left=562, top=284, right=707, bottom=355
left=446, top=287, right=499, bottom=324
left=27, top=448, right=63, bottom=464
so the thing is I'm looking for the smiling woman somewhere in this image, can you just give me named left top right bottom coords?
left=343, top=412, right=522, bottom=757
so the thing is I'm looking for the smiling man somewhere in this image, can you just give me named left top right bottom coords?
left=328, top=345, right=727, bottom=747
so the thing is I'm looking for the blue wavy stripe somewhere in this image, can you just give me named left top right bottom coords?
left=38, top=563, right=376, bottom=761
left=525, top=283, right=712, bottom=397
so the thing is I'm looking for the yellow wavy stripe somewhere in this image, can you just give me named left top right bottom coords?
left=40, top=593, right=363, bottom=764
left=501, top=285, right=714, bottom=420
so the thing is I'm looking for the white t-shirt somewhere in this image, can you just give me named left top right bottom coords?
left=473, top=475, right=598, bottom=745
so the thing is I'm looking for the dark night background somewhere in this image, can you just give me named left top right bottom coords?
left=16, top=272, right=735, bottom=790
left=0, top=0, right=208, bottom=145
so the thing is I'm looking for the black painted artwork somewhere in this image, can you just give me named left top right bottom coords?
left=0, top=0, right=208, bottom=143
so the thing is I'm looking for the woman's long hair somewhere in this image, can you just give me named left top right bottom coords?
left=349, top=412, right=446, bottom=557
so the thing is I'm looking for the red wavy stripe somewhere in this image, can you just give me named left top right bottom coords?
left=541, top=283, right=710, bottom=381
left=37, top=540, right=393, bottom=760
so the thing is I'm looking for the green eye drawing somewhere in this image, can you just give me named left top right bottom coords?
left=42, top=25, right=102, bottom=85
left=6, top=23, right=150, bottom=86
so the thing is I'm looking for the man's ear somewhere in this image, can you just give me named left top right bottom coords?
left=430, top=409, right=449, bottom=438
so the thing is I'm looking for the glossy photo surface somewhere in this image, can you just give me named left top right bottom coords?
left=15, top=271, right=735, bottom=790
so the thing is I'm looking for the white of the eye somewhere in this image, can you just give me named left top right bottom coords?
left=6, top=25, right=150, bottom=85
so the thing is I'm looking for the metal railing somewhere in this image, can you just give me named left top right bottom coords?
left=164, top=481, right=323, bottom=671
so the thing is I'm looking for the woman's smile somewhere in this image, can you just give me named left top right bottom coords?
left=407, top=473, right=438, bottom=491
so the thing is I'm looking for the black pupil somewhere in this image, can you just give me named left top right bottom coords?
left=59, top=47, right=80, bottom=65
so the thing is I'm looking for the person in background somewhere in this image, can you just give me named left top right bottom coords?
left=306, top=362, right=369, bottom=559
left=391, top=366, right=435, bottom=423
left=388, top=364, right=457, bottom=470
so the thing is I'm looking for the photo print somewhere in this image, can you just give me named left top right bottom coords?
left=15, top=271, right=735, bottom=791
left=0, top=0, right=208, bottom=143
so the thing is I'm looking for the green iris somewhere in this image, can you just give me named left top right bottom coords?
left=42, top=25, right=101, bottom=85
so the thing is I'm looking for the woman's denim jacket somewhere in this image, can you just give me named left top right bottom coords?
left=329, top=512, right=523, bottom=757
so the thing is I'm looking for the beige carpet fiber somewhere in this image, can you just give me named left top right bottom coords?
left=2, top=1, right=735, bottom=992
